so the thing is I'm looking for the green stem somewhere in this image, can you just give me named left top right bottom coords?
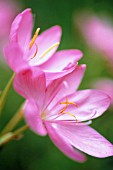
left=1, top=105, right=24, bottom=135
left=0, top=125, right=28, bottom=146
left=0, top=73, right=15, bottom=114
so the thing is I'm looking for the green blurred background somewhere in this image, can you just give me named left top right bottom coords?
left=0, top=0, right=113, bottom=169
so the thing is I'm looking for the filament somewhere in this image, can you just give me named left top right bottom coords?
left=58, top=97, right=78, bottom=122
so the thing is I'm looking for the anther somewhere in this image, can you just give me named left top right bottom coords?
left=29, top=28, right=40, bottom=49
left=60, top=97, right=78, bottom=108
left=40, top=42, right=59, bottom=58
left=58, top=97, right=78, bottom=122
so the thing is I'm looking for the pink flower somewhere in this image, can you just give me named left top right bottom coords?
left=0, top=0, right=20, bottom=63
left=75, top=12, right=113, bottom=64
left=13, top=65, right=113, bottom=162
left=4, top=9, right=82, bottom=80
left=93, top=78, right=113, bottom=107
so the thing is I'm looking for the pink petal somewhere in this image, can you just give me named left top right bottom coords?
left=45, top=121, right=86, bottom=162
left=75, top=13, right=113, bottom=63
left=93, top=78, right=113, bottom=107
left=49, top=89, right=111, bottom=121
left=29, top=26, right=61, bottom=66
left=14, top=67, right=46, bottom=108
left=24, top=101, right=47, bottom=136
left=0, top=0, right=19, bottom=38
left=46, top=65, right=86, bottom=111
left=68, top=89, right=111, bottom=121
left=44, top=78, right=64, bottom=110
left=50, top=121, right=113, bottom=158
left=4, top=43, right=28, bottom=72
left=10, top=8, right=33, bottom=52
left=44, top=64, right=77, bottom=80
left=40, top=49, right=83, bottom=80
left=57, top=64, right=86, bottom=95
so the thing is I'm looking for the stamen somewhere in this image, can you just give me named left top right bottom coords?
left=40, top=42, right=59, bottom=58
left=63, top=112, right=78, bottom=122
left=58, top=105, right=68, bottom=114
left=60, top=97, right=78, bottom=108
left=29, top=28, right=40, bottom=49
left=58, top=97, right=78, bottom=122
left=30, top=43, right=38, bottom=59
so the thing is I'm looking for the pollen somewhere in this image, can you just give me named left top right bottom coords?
left=29, top=28, right=40, bottom=49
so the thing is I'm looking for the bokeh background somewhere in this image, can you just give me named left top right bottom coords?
left=0, top=0, right=113, bottom=169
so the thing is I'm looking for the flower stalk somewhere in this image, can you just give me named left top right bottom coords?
left=1, top=105, right=24, bottom=135
left=0, top=124, right=28, bottom=146
left=0, top=73, right=15, bottom=115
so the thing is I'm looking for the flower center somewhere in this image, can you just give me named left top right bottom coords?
left=41, top=112, right=46, bottom=120
left=29, top=28, right=59, bottom=60
left=59, top=97, right=78, bottom=122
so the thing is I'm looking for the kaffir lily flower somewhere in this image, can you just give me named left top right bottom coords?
left=13, top=65, right=113, bottom=162
left=4, top=8, right=82, bottom=80
left=75, top=12, right=113, bottom=65
left=93, top=78, right=113, bottom=107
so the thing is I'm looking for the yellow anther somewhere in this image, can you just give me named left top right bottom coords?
left=60, top=97, right=78, bottom=108
left=29, top=28, right=40, bottom=49
left=66, top=101, right=78, bottom=108
left=30, top=43, right=38, bottom=59
left=40, top=42, right=59, bottom=58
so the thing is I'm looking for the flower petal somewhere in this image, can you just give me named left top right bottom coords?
left=4, top=43, right=28, bottom=72
left=57, top=64, right=86, bottom=95
left=50, top=121, right=113, bottom=158
left=40, top=49, right=83, bottom=80
left=44, top=64, right=77, bottom=80
left=29, top=26, right=61, bottom=66
left=41, top=49, right=83, bottom=70
left=93, top=78, right=113, bottom=107
left=14, top=67, right=46, bottom=108
left=45, top=121, right=86, bottom=162
left=10, top=8, right=33, bottom=52
left=46, top=65, right=86, bottom=112
left=76, top=13, right=113, bottom=63
left=24, top=101, right=47, bottom=136
left=49, top=89, right=111, bottom=121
